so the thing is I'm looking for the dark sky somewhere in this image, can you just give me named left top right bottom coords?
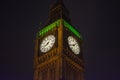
left=0, top=0, right=120, bottom=80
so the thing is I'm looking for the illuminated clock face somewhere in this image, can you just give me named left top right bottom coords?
left=68, top=36, right=80, bottom=55
left=40, top=35, right=55, bottom=53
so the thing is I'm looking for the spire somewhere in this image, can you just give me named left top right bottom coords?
left=50, top=0, right=64, bottom=10
left=47, top=0, right=71, bottom=24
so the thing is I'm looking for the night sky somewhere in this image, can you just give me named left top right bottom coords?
left=0, top=0, right=120, bottom=80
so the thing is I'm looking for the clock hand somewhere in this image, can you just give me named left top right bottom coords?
left=70, top=44, right=76, bottom=46
left=45, top=41, right=49, bottom=46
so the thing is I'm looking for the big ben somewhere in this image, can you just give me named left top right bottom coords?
left=34, top=0, right=85, bottom=80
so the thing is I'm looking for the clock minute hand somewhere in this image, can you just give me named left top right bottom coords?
left=45, top=42, right=49, bottom=46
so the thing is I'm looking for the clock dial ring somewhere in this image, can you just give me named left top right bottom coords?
left=40, top=35, right=55, bottom=53
left=68, top=36, right=80, bottom=55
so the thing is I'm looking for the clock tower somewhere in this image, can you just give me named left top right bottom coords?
left=34, top=0, right=85, bottom=80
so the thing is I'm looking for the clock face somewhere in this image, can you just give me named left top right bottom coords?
left=40, top=35, right=55, bottom=53
left=68, top=36, right=80, bottom=55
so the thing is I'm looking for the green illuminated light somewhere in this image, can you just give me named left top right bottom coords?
left=37, top=19, right=82, bottom=39
left=63, top=20, right=82, bottom=39
left=38, top=19, right=61, bottom=36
